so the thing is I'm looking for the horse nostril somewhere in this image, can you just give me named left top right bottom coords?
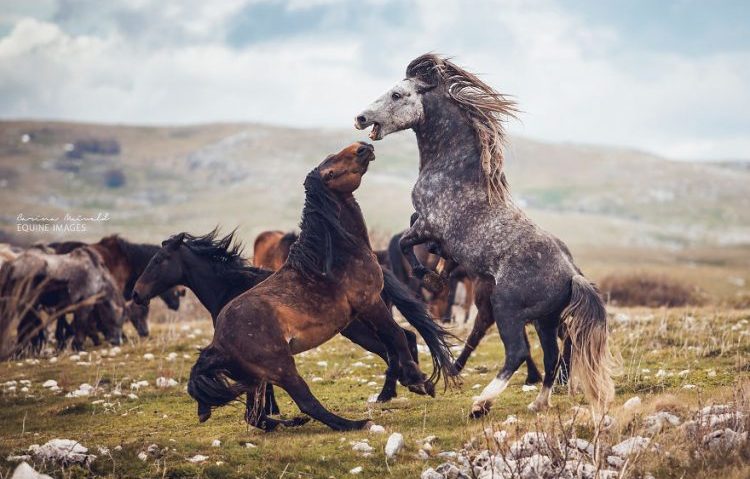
left=356, top=115, right=366, bottom=125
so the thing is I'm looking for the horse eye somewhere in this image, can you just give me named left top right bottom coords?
left=391, top=92, right=402, bottom=101
left=327, top=171, right=335, bottom=180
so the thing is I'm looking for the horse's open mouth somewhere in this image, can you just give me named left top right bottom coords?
left=369, top=123, right=381, bottom=141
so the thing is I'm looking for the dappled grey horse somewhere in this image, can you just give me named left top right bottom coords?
left=355, top=54, right=615, bottom=416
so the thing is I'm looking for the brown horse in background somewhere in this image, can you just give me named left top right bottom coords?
left=188, top=142, right=457, bottom=431
left=252, top=231, right=298, bottom=271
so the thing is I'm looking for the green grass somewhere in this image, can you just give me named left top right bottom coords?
left=1, top=304, right=749, bottom=478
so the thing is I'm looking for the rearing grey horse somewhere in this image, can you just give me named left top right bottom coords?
left=355, top=54, right=615, bottom=417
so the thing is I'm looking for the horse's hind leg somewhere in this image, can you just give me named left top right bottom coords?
left=528, top=321, right=562, bottom=412
left=341, top=319, right=399, bottom=402
left=470, top=305, right=531, bottom=419
left=524, top=326, right=543, bottom=385
left=276, top=365, right=371, bottom=431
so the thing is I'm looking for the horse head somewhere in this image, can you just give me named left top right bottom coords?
left=132, top=233, right=186, bottom=305
left=318, top=142, right=374, bottom=194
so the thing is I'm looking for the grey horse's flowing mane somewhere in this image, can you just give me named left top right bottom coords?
left=406, top=54, right=518, bottom=203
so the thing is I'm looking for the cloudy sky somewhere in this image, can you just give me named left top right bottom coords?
left=0, top=0, right=748, bottom=160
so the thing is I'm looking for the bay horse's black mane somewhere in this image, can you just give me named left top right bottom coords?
left=286, top=170, right=358, bottom=281
left=165, top=228, right=268, bottom=279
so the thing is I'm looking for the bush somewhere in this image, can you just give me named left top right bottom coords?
left=599, top=273, right=702, bottom=307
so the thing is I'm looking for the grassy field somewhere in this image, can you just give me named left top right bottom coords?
left=0, top=299, right=748, bottom=478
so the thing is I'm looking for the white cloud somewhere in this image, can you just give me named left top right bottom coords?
left=0, top=0, right=748, bottom=160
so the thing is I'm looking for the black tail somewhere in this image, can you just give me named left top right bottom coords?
left=382, top=269, right=459, bottom=387
left=387, top=232, right=411, bottom=286
left=187, top=347, right=244, bottom=421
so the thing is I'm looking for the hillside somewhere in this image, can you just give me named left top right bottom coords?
left=1, top=120, right=748, bottom=298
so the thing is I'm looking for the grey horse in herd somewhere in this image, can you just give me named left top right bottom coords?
left=355, top=53, right=615, bottom=417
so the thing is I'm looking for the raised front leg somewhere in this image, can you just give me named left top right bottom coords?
left=400, top=214, right=444, bottom=292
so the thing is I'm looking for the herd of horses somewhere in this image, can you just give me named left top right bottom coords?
left=0, top=54, right=615, bottom=431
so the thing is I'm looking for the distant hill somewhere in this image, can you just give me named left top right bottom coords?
left=1, top=120, right=748, bottom=250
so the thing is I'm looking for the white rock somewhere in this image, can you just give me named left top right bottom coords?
left=623, top=396, right=641, bottom=410
left=611, top=436, right=650, bottom=457
left=503, top=415, right=518, bottom=425
left=351, top=441, right=374, bottom=454
left=143, top=353, right=155, bottom=361
left=607, top=455, right=625, bottom=468
left=48, top=357, right=58, bottom=364
left=187, top=454, right=208, bottom=463
left=421, top=468, right=444, bottom=479
left=211, top=439, right=221, bottom=447
left=245, top=442, right=256, bottom=448
left=130, top=380, right=149, bottom=390
left=156, top=377, right=178, bottom=388
left=569, top=438, right=594, bottom=456
left=702, top=428, right=748, bottom=451
left=128, top=393, right=139, bottom=400
left=369, top=424, right=385, bottom=434
left=42, top=380, right=58, bottom=389
left=10, top=462, right=53, bottom=479
left=349, top=466, right=363, bottom=474
left=417, top=449, right=430, bottom=460
left=316, top=361, right=328, bottom=368
left=521, top=454, right=551, bottom=479
left=644, top=411, right=681, bottom=433
left=166, top=352, right=178, bottom=362
left=521, top=384, right=537, bottom=392
left=6, top=455, right=31, bottom=462
left=69, top=355, right=80, bottom=362
left=311, top=376, right=323, bottom=382
left=29, top=439, right=96, bottom=465
left=385, top=433, right=404, bottom=459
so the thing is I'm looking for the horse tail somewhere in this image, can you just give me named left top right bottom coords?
left=382, top=269, right=460, bottom=387
left=563, top=275, right=615, bottom=412
left=187, top=346, right=244, bottom=422
left=387, top=232, right=410, bottom=285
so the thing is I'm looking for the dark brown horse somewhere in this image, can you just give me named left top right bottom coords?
left=132, top=228, right=453, bottom=422
left=188, top=142, right=458, bottom=431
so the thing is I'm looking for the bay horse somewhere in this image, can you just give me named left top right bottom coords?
left=252, top=231, right=298, bottom=270
left=132, top=228, right=452, bottom=412
left=188, top=142, right=458, bottom=431
left=355, top=54, right=614, bottom=416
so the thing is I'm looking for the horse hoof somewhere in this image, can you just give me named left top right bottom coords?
left=422, top=272, right=447, bottom=293
left=198, top=411, right=212, bottom=423
left=527, top=401, right=547, bottom=413
left=469, top=401, right=491, bottom=419
left=375, top=393, right=395, bottom=403
left=525, top=374, right=542, bottom=385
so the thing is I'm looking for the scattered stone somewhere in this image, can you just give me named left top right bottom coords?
left=245, top=442, right=256, bottom=448
left=436, top=462, right=462, bottom=479
left=369, top=424, right=385, bottom=434
left=187, top=454, right=208, bottom=463
left=349, top=466, right=363, bottom=474
left=611, top=436, right=650, bottom=457
left=155, top=377, right=178, bottom=388
left=623, top=396, right=641, bottom=410
left=644, top=411, right=681, bottom=433
left=509, top=432, right=553, bottom=457
left=10, top=462, right=53, bottom=479
left=417, top=449, right=430, bottom=460
left=607, top=455, right=625, bottom=468
left=503, top=415, right=518, bottom=425
left=29, top=439, right=96, bottom=465
left=385, top=433, right=404, bottom=459
left=421, top=467, right=443, bottom=479
left=6, top=455, right=31, bottom=462
left=211, top=439, right=221, bottom=447
left=42, top=380, right=58, bottom=389
left=351, top=441, right=374, bottom=454
left=702, top=428, right=748, bottom=451
left=568, top=438, right=594, bottom=456
left=520, top=454, right=551, bottom=479
left=437, top=451, right=457, bottom=459
left=143, top=353, right=155, bottom=361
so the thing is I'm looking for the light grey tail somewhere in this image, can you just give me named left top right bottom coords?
left=562, top=275, right=615, bottom=411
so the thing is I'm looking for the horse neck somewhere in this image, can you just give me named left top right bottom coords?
left=414, top=93, right=483, bottom=179
left=180, top=256, right=230, bottom=318
left=181, top=253, right=261, bottom=319
left=339, top=195, right=371, bottom=250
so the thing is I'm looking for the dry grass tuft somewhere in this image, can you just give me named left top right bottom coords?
left=599, top=272, right=703, bottom=307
